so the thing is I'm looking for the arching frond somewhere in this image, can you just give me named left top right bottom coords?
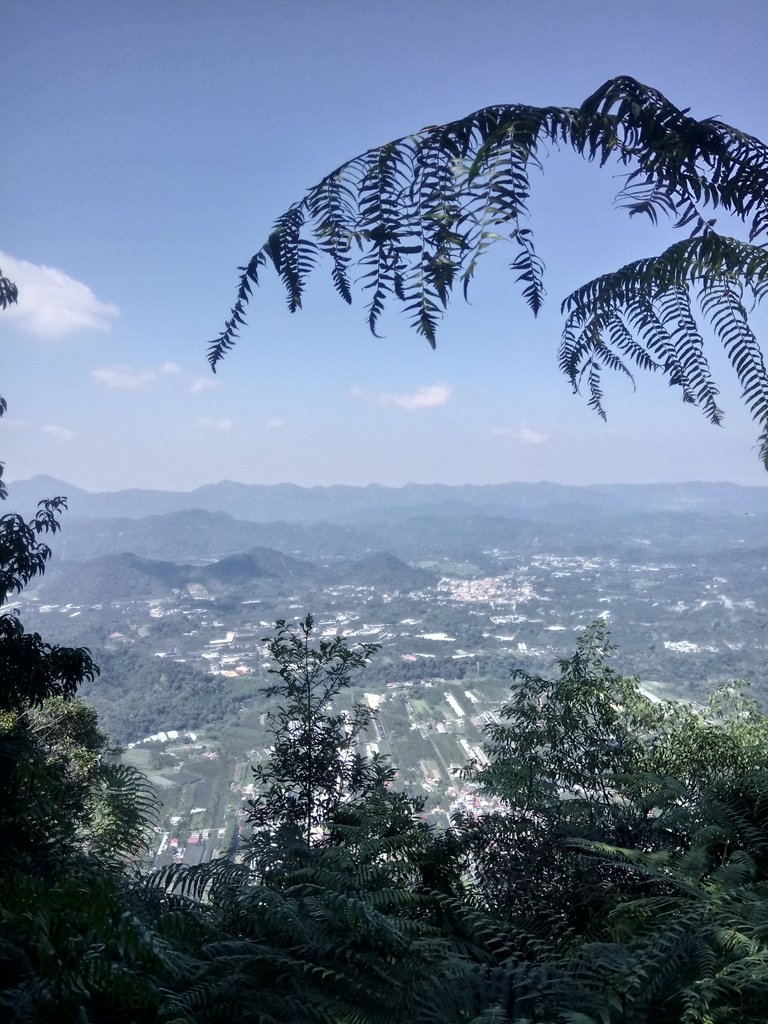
left=561, top=235, right=768, bottom=461
left=209, top=76, right=768, bottom=462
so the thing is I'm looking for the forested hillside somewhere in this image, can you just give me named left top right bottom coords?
left=78, top=646, right=236, bottom=743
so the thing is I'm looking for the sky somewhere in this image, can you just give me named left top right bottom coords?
left=2, top=0, right=767, bottom=492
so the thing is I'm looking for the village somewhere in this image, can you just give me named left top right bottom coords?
left=40, top=543, right=754, bottom=870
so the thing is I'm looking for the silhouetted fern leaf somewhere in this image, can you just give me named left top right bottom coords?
left=208, top=76, right=768, bottom=463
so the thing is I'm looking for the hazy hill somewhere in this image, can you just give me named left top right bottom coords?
left=28, top=507, right=768, bottom=581
left=33, top=545, right=438, bottom=605
left=37, top=547, right=318, bottom=604
left=9, top=477, right=768, bottom=524
left=335, top=552, right=437, bottom=590
left=45, top=510, right=384, bottom=564
left=55, top=510, right=266, bottom=563
left=351, top=509, right=768, bottom=562
left=11, top=480, right=768, bottom=585
left=39, top=553, right=189, bottom=604
left=195, top=548, right=316, bottom=585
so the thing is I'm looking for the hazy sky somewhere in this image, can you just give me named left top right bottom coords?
left=3, top=1, right=767, bottom=492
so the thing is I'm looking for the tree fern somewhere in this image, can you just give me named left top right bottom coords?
left=153, top=836, right=470, bottom=1024
left=209, top=76, right=768, bottom=464
left=568, top=771, right=768, bottom=1022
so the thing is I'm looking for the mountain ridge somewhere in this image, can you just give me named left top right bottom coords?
left=8, top=476, right=768, bottom=523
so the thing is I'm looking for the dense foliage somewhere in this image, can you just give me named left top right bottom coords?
left=6, top=522, right=768, bottom=1024
left=78, top=646, right=236, bottom=745
left=0, top=499, right=160, bottom=1022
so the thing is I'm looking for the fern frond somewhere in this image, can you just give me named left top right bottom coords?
left=206, top=77, right=768, bottom=462
left=561, top=235, right=768, bottom=452
left=0, top=268, right=18, bottom=310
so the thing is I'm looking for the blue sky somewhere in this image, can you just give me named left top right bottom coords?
left=2, top=0, right=767, bottom=492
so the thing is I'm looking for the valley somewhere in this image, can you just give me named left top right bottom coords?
left=8, top=478, right=768, bottom=867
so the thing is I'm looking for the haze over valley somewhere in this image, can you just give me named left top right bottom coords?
left=13, top=477, right=768, bottom=868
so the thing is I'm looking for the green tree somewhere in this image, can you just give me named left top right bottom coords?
left=0, top=492, right=167, bottom=1022
left=155, top=615, right=483, bottom=1024
left=209, top=76, right=768, bottom=463
left=248, top=613, right=388, bottom=852
left=453, top=625, right=768, bottom=1022
left=0, top=498, right=102, bottom=864
left=454, top=624, right=661, bottom=938
left=641, top=680, right=768, bottom=795
left=471, top=622, right=661, bottom=814
left=571, top=772, right=768, bottom=1023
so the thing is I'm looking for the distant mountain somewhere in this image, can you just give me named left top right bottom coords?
left=37, top=546, right=318, bottom=604
left=39, top=553, right=189, bottom=604
left=335, top=552, right=437, bottom=591
left=48, top=510, right=255, bottom=563
left=34, top=545, right=435, bottom=605
left=8, top=477, right=768, bottom=524
left=24, top=501, right=768, bottom=583
left=195, top=548, right=316, bottom=586
left=37, top=510, right=384, bottom=565
left=194, top=551, right=270, bottom=584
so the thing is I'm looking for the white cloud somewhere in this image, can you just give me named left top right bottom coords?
left=41, top=424, right=77, bottom=442
left=188, top=376, right=217, bottom=394
left=91, top=362, right=192, bottom=390
left=265, top=417, right=285, bottom=429
left=91, top=366, right=156, bottom=390
left=196, top=417, right=234, bottom=432
left=491, top=425, right=551, bottom=444
left=0, top=250, right=119, bottom=338
left=377, top=384, right=452, bottom=410
left=352, top=383, right=452, bottom=411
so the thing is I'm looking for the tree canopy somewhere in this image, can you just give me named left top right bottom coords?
left=209, top=76, right=768, bottom=464
left=152, top=618, right=768, bottom=1023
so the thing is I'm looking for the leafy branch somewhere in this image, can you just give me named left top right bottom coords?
left=209, top=76, right=768, bottom=464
